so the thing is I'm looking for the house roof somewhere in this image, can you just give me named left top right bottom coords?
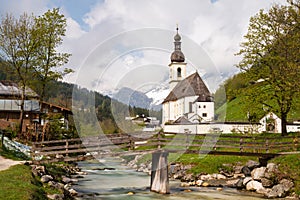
left=41, top=101, right=72, bottom=114
left=162, top=72, right=212, bottom=103
left=0, top=81, right=39, bottom=98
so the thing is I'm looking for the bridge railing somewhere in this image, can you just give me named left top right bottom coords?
left=31, top=132, right=299, bottom=163
left=155, top=132, right=299, bottom=155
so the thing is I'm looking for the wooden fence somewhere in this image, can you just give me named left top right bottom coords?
left=31, top=132, right=299, bottom=163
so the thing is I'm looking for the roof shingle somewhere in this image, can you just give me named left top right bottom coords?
left=162, top=72, right=212, bottom=103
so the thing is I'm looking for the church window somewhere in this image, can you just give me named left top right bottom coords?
left=189, top=102, right=192, bottom=113
left=202, top=113, right=207, bottom=117
left=203, top=105, right=206, bottom=109
left=177, top=67, right=182, bottom=77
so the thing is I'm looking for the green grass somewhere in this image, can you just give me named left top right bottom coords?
left=0, top=165, right=46, bottom=200
left=216, top=95, right=300, bottom=122
left=271, top=154, right=300, bottom=195
left=176, top=154, right=257, bottom=175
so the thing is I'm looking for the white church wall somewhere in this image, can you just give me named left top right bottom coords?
left=287, top=124, right=300, bottom=132
left=164, top=123, right=263, bottom=134
left=195, top=102, right=214, bottom=122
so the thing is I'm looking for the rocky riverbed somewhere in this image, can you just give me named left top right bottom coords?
left=127, top=156, right=300, bottom=199
left=30, top=162, right=87, bottom=200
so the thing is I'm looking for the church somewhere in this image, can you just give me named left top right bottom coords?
left=162, top=28, right=215, bottom=126
left=161, top=28, right=300, bottom=134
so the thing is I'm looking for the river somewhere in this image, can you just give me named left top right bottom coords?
left=73, top=157, right=268, bottom=200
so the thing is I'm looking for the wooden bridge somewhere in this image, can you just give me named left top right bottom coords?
left=31, top=132, right=299, bottom=194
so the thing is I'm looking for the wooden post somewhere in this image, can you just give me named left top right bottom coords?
left=239, top=138, right=243, bottom=152
left=150, top=150, right=170, bottom=194
left=265, top=139, right=269, bottom=153
left=293, top=135, right=298, bottom=151
left=65, top=140, right=69, bottom=157
left=129, top=135, right=134, bottom=150
left=157, top=132, right=161, bottom=149
left=1, top=130, right=4, bottom=148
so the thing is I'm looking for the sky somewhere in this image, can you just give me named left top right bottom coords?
left=0, top=0, right=287, bottom=94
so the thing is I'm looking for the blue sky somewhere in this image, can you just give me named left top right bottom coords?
left=0, top=0, right=286, bottom=93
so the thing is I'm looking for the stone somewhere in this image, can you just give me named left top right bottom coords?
left=76, top=171, right=87, bottom=176
left=246, top=180, right=264, bottom=191
left=62, top=176, right=78, bottom=184
left=243, top=177, right=252, bottom=186
left=257, top=187, right=272, bottom=195
left=233, top=173, right=245, bottom=179
left=225, top=179, right=239, bottom=187
left=68, top=189, right=78, bottom=196
left=246, top=160, right=260, bottom=170
left=279, top=179, right=294, bottom=192
left=233, top=165, right=243, bottom=174
left=202, top=182, right=209, bottom=187
left=188, top=181, right=195, bottom=186
left=261, top=178, right=274, bottom=188
left=196, top=180, right=203, bottom=186
left=264, top=172, right=274, bottom=179
left=200, top=174, right=212, bottom=181
left=216, top=187, right=223, bottom=191
left=266, top=184, right=285, bottom=198
left=216, top=174, right=227, bottom=180
left=47, top=181, right=64, bottom=190
left=236, top=178, right=244, bottom=189
left=241, top=166, right=251, bottom=176
left=251, top=167, right=266, bottom=181
left=35, top=165, right=46, bottom=176
left=207, top=179, right=225, bottom=187
left=64, top=183, right=71, bottom=190
left=41, top=175, right=53, bottom=183
left=266, top=163, right=278, bottom=173
left=47, top=194, right=64, bottom=200
left=180, top=182, right=190, bottom=187
left=181, top=173, right=194, bottom=182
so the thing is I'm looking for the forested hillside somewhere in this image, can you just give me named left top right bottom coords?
left=214, top=72, right=300, bottom=122
left=0, top=63, right=161, bottom=134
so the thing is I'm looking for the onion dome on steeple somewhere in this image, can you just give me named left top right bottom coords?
left=170, top=26, right=185, bottom=62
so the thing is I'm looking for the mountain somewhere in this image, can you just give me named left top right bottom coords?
left=112, top=87, right=153, bottom=110
left=145, top=84, right=169, bottom=111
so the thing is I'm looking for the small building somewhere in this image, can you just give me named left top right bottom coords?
left=259, top=112, right=300, bottom=133
left=0, top=80, right=72, bottom=133
left=0, top=81, right=39, bottom=130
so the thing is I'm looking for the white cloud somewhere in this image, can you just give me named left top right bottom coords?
left=1, top=0, right=288, bottom=93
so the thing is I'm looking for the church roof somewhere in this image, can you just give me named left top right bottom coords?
left=173, top=116, right=192, bottom=124
left=162, top=72, right=212, bottom=103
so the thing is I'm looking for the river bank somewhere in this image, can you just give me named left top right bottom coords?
left=127, top=154, right=300, bottom=199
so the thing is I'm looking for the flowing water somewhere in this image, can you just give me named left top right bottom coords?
left=73, top=157, right=267, bottom=200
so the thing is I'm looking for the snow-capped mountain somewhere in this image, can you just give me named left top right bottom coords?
left=110, top=84, right=169, bottom=111
left=145, top=84, right=169, bottom=111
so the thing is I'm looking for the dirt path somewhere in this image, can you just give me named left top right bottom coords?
left=0, top=156, right=24, bottom=171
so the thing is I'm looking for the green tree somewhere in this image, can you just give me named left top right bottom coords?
left=0, top=13, right=39, bottom=134
left=33, top=8, right=72, bottom=106
left=236, top=0, right=300, bottom=135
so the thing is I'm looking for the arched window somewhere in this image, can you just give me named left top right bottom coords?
left=177, top=67, right=182, bottom=77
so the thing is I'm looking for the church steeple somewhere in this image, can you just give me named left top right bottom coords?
left=170, top=26, right=185, bottom=62
left=169, top=26, right=187, bottom=91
